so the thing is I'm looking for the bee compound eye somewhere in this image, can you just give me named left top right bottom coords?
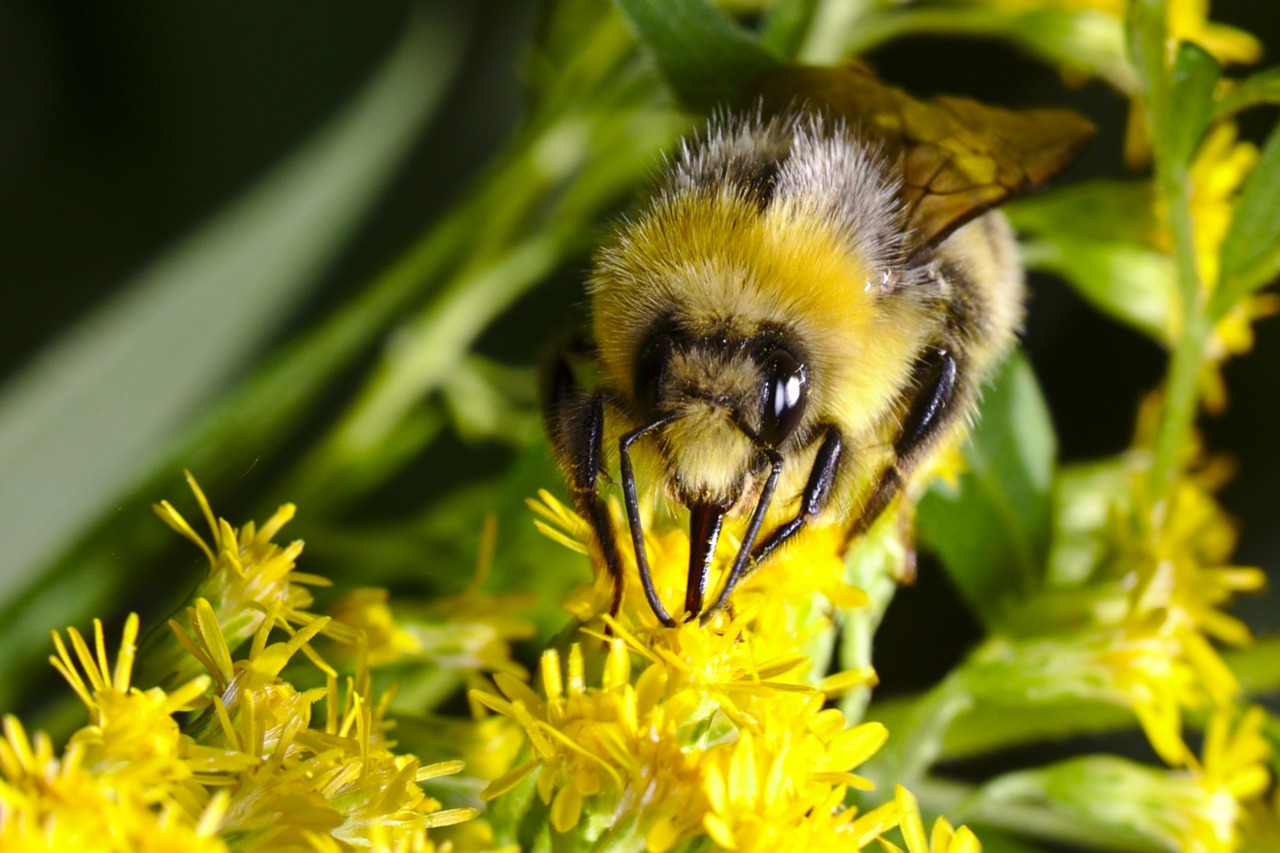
left=759, top=347, right=808, bottom=447
left=633, top=331, right=674, bottom=424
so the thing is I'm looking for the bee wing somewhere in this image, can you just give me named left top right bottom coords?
left=757, top=65, right=1095, bottom=251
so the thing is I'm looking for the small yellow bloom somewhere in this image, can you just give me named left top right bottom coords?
left=1167, top=0, right=1262, bottom=67
left=1179, top=705, right=1271, bottom=852
left=149, top=471, right=333, bottom=689
left=879, top=785, right=981, bottom=853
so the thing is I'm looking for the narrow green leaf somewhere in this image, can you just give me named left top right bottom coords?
left=1009, top=180, right=1176, bottom=343
left=0, top=12, right=462, bottom=613
left=917, top=352, right=1056, bottom=626
left=1167, top=42, right=1220, bottom=167
left=1211, top=123, right=1280, bottom=317
left=613, top=0, right=780, bottom=112
left=1213, top=66, right=1280, bottom=122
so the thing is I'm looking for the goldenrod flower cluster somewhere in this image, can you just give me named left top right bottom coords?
left=473, top=494, right=966, bottom=852
left=0, top=475, right=478, bottom=852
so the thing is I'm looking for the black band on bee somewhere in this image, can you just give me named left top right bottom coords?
left=736, top=157, right=784, bottom=212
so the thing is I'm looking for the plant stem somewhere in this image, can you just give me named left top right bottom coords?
left=1147, top=160, right=1210, bottom=499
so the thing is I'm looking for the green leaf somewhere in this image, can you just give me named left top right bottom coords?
left=1213, top=66, right=1280, bottom=122
left=613, top=0, right=781, bottom=113
left=1021, top=237, right=1175, bottom=343
left=1211, top=122, right=1280, bottom=317
left=1007, top=179, right=1156, bottom=246
left=917, top=352, right=1056, bottom=626
left=1042, top=459, right=1134, bottom=590
left=1008, top=180, right=1176, bottom=343
left=760, top=0, right=819, bottom=60
left=1166, top=42, right=1221, bottom=167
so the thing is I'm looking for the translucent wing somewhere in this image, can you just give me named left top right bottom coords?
left=756, top=64, right=1095, bottom=251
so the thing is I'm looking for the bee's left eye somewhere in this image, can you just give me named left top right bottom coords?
left=759, top=348, right=808, bottom=447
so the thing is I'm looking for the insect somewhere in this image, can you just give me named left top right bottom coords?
left=544, top=64, right=1093, bottom=627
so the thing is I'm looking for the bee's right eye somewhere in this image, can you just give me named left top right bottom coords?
left=633, top=332, right=673, bottom=424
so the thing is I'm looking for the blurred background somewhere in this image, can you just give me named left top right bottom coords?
left=1, top=0, right=1277, bottom=722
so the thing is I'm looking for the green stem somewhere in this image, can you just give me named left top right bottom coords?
left=838, top=520, right=906, bottom=722
left=1147, top=160, right=1210, bottom=499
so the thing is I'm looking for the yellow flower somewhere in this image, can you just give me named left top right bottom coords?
left=328, top=587, right=425, bottom=667
left=1, top=473, right=481, bottom=852
left=1179, top=705, right=1272, bottom=853
left=1181, top=124, right=1258, bottom=290
left=879, top=785, right=981, bottom=853
left=149, top=471, right=332, bottom=689
left=0, top=637, right=230, bottom=852
left=1129, top=470, right=1264, bottom=643
left=46, top=614, right=214, bottom=799
left=1167, top=0, right=1262, bottom=67
left=530, top=490, right=866, bottom=633
left=475, top=638, right=894, bottom=851
left=700, top=718, right=900, bottom=853
left=1201, top=293, right=1280, bottom=413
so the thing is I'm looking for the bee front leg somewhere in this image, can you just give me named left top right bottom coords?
left=700, top=427, right=843, bottom=621
left=543, top=353, right=625, bottom=619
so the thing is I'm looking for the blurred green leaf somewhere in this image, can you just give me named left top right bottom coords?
left=760, top=0, right=819, bottom=59
left=0, top=13, right=466, bottom=713
left=1166, top=42, right=1220, bottom=167
left=1042, top=459, right=1132, bottom=591
left=918, top=352, right=1056, bottom=626
left=980, top=757, right=1176, bottom=852
left=1021, top=238, right=1174, bottom=342
left=1009, top=180, right=1175, bottom=343
left=1007, top=179, right=1156, bottom=246
left=613, top=0, right=780, bottom=112
left=0, top=10, right=463, bottom=614
left=975, top=830, right=1067, bottom=853
left=1211, top=123, right=1280, bottom=318
left=1213, top=66, right=1280, bottom=122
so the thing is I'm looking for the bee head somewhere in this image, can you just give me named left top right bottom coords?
left=631, top=321, right=809, bottom=509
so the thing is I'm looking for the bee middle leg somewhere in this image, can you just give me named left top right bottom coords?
left=845, top=346, right=962, bottom=561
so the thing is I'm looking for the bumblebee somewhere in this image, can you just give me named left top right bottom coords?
left=545, top=65, right=1092, bottom=627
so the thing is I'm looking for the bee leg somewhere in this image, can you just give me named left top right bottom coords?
left=750, top=427, right=844, bottom=563
left=543, top=355, right=625, bottom=620
left=698, top=446, right=785, bottom=624
left=619, top=415, right=680, bottom=627
left=847, top=346, right=959, bottom=545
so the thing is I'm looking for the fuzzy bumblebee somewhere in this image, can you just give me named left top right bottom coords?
left=545, top=65, right=1093, bottom=627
